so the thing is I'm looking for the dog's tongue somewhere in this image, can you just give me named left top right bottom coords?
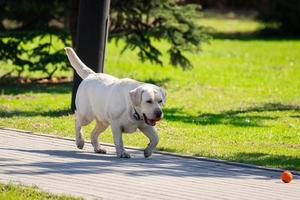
left=144, top=113, right=161, bottom=126
left=153, top=117, right=161, bottom=122
left=149, top=118, right=161, bottom=125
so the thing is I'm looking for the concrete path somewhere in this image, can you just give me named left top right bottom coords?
left=0, top=128, right=299, bottom=200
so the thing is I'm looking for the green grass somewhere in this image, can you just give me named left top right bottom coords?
left=199, top=10, right=264, bottom=34
left=1, top=13, right=300, bottom=171
left=0, top=182, right=82, bottom=200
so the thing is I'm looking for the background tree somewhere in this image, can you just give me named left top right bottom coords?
left=70, top=0, right=110, bottom=111
left=256, top=0, right=300, bottom=35
left=0, top=0, right=70, bottom=79
left=0, top=0, right=210, bottom=80
left=108, top=0, right=210, bottom=68
left=186, top=0, right=300, bottom=35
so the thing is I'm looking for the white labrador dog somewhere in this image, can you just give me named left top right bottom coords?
left=65, top=47, right=166, bottom=158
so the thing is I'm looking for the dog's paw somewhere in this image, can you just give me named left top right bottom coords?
left=144, top=148, right=153, bottom=158
left=76, top=139, right=85, bottom=149
left=117, top=150, right=131, bottom=158
left=94, top=147, right=107, bottom=154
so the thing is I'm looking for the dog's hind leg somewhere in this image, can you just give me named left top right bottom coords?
left=75, top=111, right=93, bottom=149
left=91, top=121, right=108, bottom=154
left=75, top=118, right=85, bottom=149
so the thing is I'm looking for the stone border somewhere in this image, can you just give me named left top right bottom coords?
left=1, top=126, right=299, bottom=176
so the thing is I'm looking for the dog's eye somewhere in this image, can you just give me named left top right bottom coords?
left=158, top=100, right=163, bottom=104
left=146, top=100, right=153, bottom=104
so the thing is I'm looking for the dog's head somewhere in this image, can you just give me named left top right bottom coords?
left=130, top=85, right=166, bottom=126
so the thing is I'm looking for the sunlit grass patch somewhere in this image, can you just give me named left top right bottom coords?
left=0, top=182, right=82, bottom=200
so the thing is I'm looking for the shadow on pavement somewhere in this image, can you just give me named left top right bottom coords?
left=0, top=147, right=284, bottom=179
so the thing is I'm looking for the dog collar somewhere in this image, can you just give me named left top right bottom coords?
left=133, top=107, right=143, bottom=121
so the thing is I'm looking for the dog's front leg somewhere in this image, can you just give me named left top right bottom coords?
left=139, top=126, right=159, bottom=158
left=111, top=124, right=131, bottom=158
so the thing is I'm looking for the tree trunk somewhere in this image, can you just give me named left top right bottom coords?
left=70, top=0, right=110, bottom=112
left=68, top=0, right=79, bottom=47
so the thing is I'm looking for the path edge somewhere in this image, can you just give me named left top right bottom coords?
left=1, top=126, right=299, bottom=176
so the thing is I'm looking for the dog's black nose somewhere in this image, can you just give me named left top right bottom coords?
left=154, top=109, right=162, bottom=118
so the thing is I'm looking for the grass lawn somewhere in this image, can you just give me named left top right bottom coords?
left=1, top=13, right=300, bottom=171
left=199, top=10, right=264, bottom=34
left=0, top=182, right=82, bottom=200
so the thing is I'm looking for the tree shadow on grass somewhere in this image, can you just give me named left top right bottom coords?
left=212, top=29, right=300, bottom=41
left=290, top=115, right=300, bottom=119
left=0, top=77, right=170, bottom=96
left=232, top=152, right=300, bottom=171
left=156, top=147, right=300, bottom=171
left=138, top=77, right=171, bottom=87
left=0, top=108, right=72, bottom=118
left=0, top=81, right=72, bottom=95
left=164, top=103, right=300, bottom=127
left=156, top=146, right=300, bottom=171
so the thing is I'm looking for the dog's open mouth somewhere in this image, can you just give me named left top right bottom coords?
left=143, top=113, right=160, bottom=126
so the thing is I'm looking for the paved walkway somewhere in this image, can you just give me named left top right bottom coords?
left=0, top=128, right=299, bottom=200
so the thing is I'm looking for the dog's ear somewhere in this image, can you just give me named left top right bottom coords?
left=159, top=87, right=166, bottom=105
left=130, top=86, right=144, bottom=106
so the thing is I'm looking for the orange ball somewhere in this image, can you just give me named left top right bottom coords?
left=281, top=171, right=293, bottom=183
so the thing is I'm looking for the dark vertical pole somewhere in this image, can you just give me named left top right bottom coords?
left=71, top=0, right=110, bottom=112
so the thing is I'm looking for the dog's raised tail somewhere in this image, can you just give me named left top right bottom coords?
left=65, top=47, right=95, bottom=79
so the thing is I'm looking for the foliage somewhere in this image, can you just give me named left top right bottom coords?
left=185, top=0, right=256, bottom=9
left=0, top=30, right=71, bottom=79
left=0, top=0, right=210, bottom=78
left=110, top=0, right=210, bottom=69
left=187, top=0, right=300, bottom=35
left=0, top=0, right=70, bottom=79
left=0, top=0, right=66, bottom=31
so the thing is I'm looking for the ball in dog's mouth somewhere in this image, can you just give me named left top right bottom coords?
left=143, top=113, right=161, bottom=126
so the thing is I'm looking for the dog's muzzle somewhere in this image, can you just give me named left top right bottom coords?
left=143, top=113, right=161, bottom=126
